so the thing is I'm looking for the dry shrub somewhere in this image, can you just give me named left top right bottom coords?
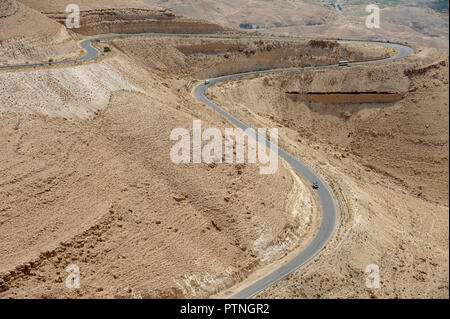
left=308, top=40, right=339, bottom=49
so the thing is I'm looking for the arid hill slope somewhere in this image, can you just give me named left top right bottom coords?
left=0, top=0, right=78, bottom=64
left=0, top=36, right=324, bottom=298
left=209, top=49, right=449, bottom=205
left=144, top=0, right=449, bottom=52
left=18, top=0, right=224, bottom=35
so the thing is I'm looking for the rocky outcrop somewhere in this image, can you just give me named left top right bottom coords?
left=45, top=8, right=224, bottom=35
left=282, top=63, right=411, bottom=95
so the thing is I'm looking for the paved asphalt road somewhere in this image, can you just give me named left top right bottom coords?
left=194, top=39, right=412, bottom=299
left=0, top=33, right=414, bottom=299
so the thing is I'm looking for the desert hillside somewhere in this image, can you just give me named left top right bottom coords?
left=208, top=47, right=449, bottom=205
left=0, top=35, right=335, bottom=298
left=18, top=0, right=224, bottom=35
left=109, top=37, right=394, bottom=79
left=144, top=0, right=449, bottom=52
left=208, top=48, right=449, bottom=298
left=0, top=0, right=79, bottom=64
left=18, top=0, right=161, bottom=10
left=0, top=0, right=448, bottom=300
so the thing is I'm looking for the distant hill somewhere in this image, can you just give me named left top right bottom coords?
left=143, top=0, right=449, bottom=52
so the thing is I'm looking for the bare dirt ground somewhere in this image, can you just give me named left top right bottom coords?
left=110, top=37, right=394, bottom=79
left=18, top=0, right=224, bottom=36
left=207, top=48, right=449, bottom=298
left=1, top=0, right=224, bottom=65
left=0, top=91, right=312, bottom=298
left=0, top=0, right=448, bottom=299
left=144, top=0, right=449, bottom=53
left=0, top=36, right=334, bottom=298
left=0, top=33, right=401, bottom=298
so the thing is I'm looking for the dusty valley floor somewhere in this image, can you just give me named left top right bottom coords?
left=208, top=47, right=449, bottom=299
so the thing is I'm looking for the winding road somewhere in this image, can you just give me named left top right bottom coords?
left=0, top=33, right=414, bottom=299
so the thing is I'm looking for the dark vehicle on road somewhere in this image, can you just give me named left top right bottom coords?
left=312, top=182, right=319, bottom=189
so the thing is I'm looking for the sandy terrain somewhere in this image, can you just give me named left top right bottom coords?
left=144, top=0, right=449, bottom=52
left=1, top=0, right=224, bottom=65
left=18, top=0, right=224, bottom=36
left=208, top=48, right=449, bottom=298
left=18, top=0, right=161, bottom=11
left=0, top=36, right=325, bottom=298
left=110, top=37, right=394, bottom=79
left=142, top=0, right=339, bottom=29
left=0, top=0, right=448, bottom=299
left=0, top=0, right=79, bottom=64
